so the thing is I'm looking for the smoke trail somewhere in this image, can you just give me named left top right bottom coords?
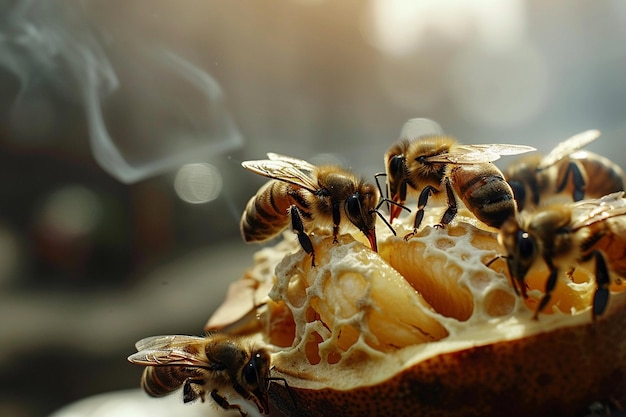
left=1, top=0, right=118, bottom=108
left=1, top=0, right=243, bottom=183
left=83, top=45, right=243, bottom=183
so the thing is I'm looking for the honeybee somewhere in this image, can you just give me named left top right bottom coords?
left=384, top=118, right=535, bottom=232
left=505, top=129, right=626, bottom=211
left=241, top=153, right=380, bottom=265
left=127, top=334, right=273, bottom=416
left=498, top=192, right=626, bottom=319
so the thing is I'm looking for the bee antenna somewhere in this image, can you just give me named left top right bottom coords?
left=374, top=172, right=389, bottom=200
left=377, top=197, right=411, bottom=212
left=485, top=255, right=507, bottom=268
left=374, top=208, right=396, bottom=236
left=266, top=377, right=297, bottom=408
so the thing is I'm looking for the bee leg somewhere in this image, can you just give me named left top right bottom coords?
left=437, top=178, right=457, bottom=228
left=332, top=202, right=341, bottom=244
left=182, top=378, right=205, bottom=403
left=210, top=389, right=248, bottom=417
left=534, top=262, right=559, bottom=320
left=557, top=161, right=586, bottom=201
left=408, top=185, right=438, bottom=237
left=290, top=205, right=315, bottom=267
left=390, top=180, right=409, bottom=223
left=592, top=251, right=611, bottom=320
left=486, top=255, right=524, bottom=295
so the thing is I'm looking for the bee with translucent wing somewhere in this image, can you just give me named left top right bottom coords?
left=127, top=334, right=273, bottom=417
left=384, top=118, right=535, bottom=234
left=505, top=129, right=626, bottom=211
left=498, top=191, right=626, bottom=319
left=240, top=153, right=380, bottom=266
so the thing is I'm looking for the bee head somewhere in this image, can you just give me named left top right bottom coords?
left=345, top=184, right=379, bottom=252
left=242, top=349, right=271, bottom=413
left=499, top=217, right=538, bottom=297
left=510, top=230, right=538, bottom=280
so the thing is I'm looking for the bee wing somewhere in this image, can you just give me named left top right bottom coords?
left=134, top=335, right=206, bottom=351
left=471, top=144, right=537, bottom=156
left=242, top=157, right=318, bottom=192
left=128, top=348, right=209, bottom=367
left=266, top=152, right=317, bottom=170
left=129, top=335, right=210, bottom=367
left=570, top=191, right=626, bottom=230
left=424, top=144, right=536, bottom=164
left=538, top=129, right=601, bottom=170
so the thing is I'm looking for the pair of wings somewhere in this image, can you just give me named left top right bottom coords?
left=399, top=118, right=602, bottom=166
left=400, top=117, right=536, bottom=164
left=421, top=128, right=600, bottom=166
left=243, top=145, right=538, bottom=190
left=421, top=143, right=537, bottom=164
left=537, top=129, right=601, bottom=170
left=242, top=127, right=600, bottom=181
left=127, top=335, right=211, bottom=367
left=241, top=153, right=320, bottom=193
left=568, top=191, right=626, bottom=230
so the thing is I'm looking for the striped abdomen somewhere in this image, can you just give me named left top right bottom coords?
left=575, top=153, right=626, bottom=200
left=451, top=163, right=516, bottom=228
left=240, top=180, right=311, bottom=242
left=141, top=366, right=206, bottom=398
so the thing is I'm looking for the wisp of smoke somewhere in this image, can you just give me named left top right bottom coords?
left=1, top=0, right=243, bottom=183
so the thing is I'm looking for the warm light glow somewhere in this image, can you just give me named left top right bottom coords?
left=364, top=0, right=526, bottom=56
left=364, top=0, right=547, bottom=128
left=446, top=42, right=549, bottom=127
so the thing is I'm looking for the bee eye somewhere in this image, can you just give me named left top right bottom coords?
left=345, top=194, right=362, bottom=217
left=242, top=354, right=261, bottom=387
left=516, top=231, right=536, bottom=259
left=389, top=155, right=406, bottom=178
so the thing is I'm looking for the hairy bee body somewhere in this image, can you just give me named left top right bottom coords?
left=128, top=334, right=272, bottom=416
left=241, top=180, right=303, bottom=243
left=448, top=163, right=518, bottom=228
left=505, top=130, right=626, bottom=211
left=499, top=192, right=626, bottom=319
left=241, top=154, right=380, bottom=256
left=141, top=363, right=208, bottom=399
left=574, top=152, right=626, bottom=199
left=384, top=125, right=534, bottom=231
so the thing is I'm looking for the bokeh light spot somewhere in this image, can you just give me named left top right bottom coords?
left=174, top=163, right=223, bottom=204
left=40, top=185, right=103, bottom=237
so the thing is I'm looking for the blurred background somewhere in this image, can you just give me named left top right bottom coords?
left=1, top=0, right=626, bottom=416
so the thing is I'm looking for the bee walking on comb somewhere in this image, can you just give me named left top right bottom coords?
left=240, top=153, right=386, bottom=266
left=384, top=118, right=535, bottom=235
left=128, top=333, right=283, bottom=416
left=498, top=192, right=626, bottom=320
